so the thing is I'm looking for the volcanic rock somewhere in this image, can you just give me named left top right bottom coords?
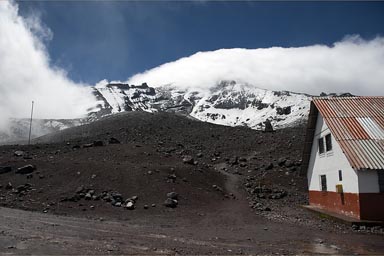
left=164, top=198, right=178, bottom=208
left=284, top=160, right=294, bottom=168
left=167, top=173, right=177, bottom=182
left=229, top=156, right=239, bottom=166
left=125, top=201, right=135, bottom=210
left=85, top=193, right=92, bottom=200
left=182, top=155, right=195, bottom=165
left=265, top=163, right=274, bottom=170
left=128, top=195, right=139, bottom=202
left=264, top=119, right=274, bottom=132
left=109, top=137, right=121, bottom=144
left=0, top=166, right=12, bottom=174
left=276, top=106, right=291, bottom=115
left=76, top=186, right=85, bottom=194
left=167, top=192, right=179, bottom=200
left=16, top=164, right=36, bottom=174
left=93, top=140, right=104, bottom=147
left=14, top=151, right=25, bottom=157
left=5, top=182, right=13, bottom=189
left=277, top=158, right=286, bottom=166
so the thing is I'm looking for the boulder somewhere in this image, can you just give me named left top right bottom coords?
left=182, top=155, right=194, bottom=165
left=93, top=140, right=104, bottom=147
left=276, top=106, right=291, bottom=115
left=85, top=193, right=92, bottom=200
left=5, top=182, right=12, bottom=190
left=109, top=137, right=120, bottom=144
left=16, top=185, right=27, bottom=193
left=167, top=192, right=179, bottom=200
left=128, top=195, right=139, bottom=202
left=284, top=160, right=294, bottom=168
left=264, top=119, right=274, bottom=132
left=125, top=201, right=135, bottom=210
left=75, top=185, right=85, bottom=194
left=239, top=157, right=247, bottom=162
left=0, top=166, right=12, bottom=174
left=16, top=164, right=36, bottom=174
left=277, top=158, right=286, bottom=166
left=111, top=193, right=123, bottom=202
left=164, top=198, right=178, bottom=208
left=167, top=173, right=177, bottom=182
left=14, top=151, right=25, bottom=157
left=229, top=156, right=239, bottom=166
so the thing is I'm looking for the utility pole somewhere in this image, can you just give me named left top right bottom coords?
left=28, top=101, right=34, bottom=145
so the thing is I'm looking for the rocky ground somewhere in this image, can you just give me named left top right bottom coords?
left=0, top=111, right=383, bottom=254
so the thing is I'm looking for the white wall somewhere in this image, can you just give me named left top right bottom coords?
left=307, top=114, right=359, bottom=193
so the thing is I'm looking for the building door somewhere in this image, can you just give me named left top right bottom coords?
left=378, top=171, right=384, bottom=193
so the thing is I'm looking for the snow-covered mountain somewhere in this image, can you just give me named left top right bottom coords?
left=91, top=80, right=311, bottom=130
left=0, top=81, right=312, bottom=145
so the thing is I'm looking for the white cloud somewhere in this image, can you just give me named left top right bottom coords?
left=128, top=35, right=384, bottom=96
left=0, top=1, right=96, bottom=132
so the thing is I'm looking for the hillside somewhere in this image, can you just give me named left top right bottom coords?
left=0, top=111, right=383, bottom=254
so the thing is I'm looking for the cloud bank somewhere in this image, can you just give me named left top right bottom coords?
left=128, top=35, right=384, bottom=96
left=0, top=1, right=96, bottom=132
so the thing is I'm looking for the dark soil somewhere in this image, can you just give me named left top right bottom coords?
left=0, top=111, right=383, bottom=254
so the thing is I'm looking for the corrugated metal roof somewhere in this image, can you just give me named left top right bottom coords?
left=313, top=97, right=384, bottom=171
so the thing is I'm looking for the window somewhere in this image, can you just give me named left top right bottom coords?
left=318, top=138, right=325, bottom=154
left=325, top=134, right=332, bottom=152
left=338, top=170, right=343, bottom=181
left=320, top=175, right=327, bottom=191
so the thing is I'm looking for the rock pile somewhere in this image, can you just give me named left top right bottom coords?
left=244, top=177, right=288, bottom=212
left=61, top=187, right=150, bottom=210
left=164, top=192, right=178, bottom=208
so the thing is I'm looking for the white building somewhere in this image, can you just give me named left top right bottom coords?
left=302, top=97, right=384, bottom=221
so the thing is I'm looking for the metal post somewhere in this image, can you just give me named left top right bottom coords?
left=28, top=101, right=34, bottom=145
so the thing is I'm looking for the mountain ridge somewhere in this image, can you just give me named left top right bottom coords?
left=91, top=80, right=312, bottom=130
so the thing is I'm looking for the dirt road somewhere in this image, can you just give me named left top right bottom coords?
left=1, top=185, right=383, bottom=255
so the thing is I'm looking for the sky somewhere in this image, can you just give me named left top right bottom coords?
left=17, top=1, right=384, bottom=85
left=1, top=0, right=384, bottom=129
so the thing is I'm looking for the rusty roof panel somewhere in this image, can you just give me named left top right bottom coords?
left=313, top=97, right=384, bottom=170
left=346, top=118, right=371, bottom=140
left=357, top=117, right=384, bottom=139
